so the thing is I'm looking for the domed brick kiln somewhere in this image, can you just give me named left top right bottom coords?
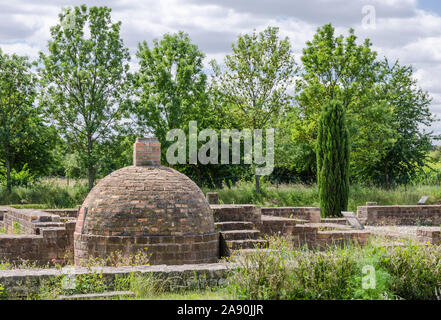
left=74, top=137, right=219, bottom=266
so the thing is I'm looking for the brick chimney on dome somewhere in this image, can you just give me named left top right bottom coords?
left=133, top=137, right=161, bottom=166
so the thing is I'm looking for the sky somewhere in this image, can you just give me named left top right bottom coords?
left=1, top=0, right=441, bottom=137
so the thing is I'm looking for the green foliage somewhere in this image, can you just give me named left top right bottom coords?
left=62, top=153, right=84, bottom=180
left=211, top=26, right=296, bottom=130
left=38, top=5, right=132, bottom=190
left=135, top=31, right=209, bottom=149
left=114, top=273, right=167, bottom=299
left=0, top=163, right=35, bottom=187
left=365, top=60, right=436, bottom=183
left=0, top=283, right=7, bottom=299
left=210, top=26, right=297, bottom=192
left=0, top=49, right=55, bottom=190
left=0, top=180, right=88, bottom=208
left=228, top=238, right=441, bottom=300
left=12, top=222, right=20, bottom=234
left=227, top=239, right=393, bottom=300
left=293, top=24, right=382, bottom=180
left=317, top=100, right=349, bottom=217
left=206, top=182, right=441, bottom=213
left=37, top=271, right=107, bottom=299
left=376, top=244, right=441, bottom=300
left=292, top=24, right=434, bottom=183
left=134, top=31, right=245, bottom=187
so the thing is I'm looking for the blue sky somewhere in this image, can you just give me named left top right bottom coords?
left=419, top=0, right=441, bottom=14
left=1, top=0, right=441, bottom=138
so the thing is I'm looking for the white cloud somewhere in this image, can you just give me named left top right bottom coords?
left=1, top=0, right=441, bottom=137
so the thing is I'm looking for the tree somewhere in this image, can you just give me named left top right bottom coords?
left=317, top=100, right=349, bottom=217
left=135, top=31, right=237, bottom=187
left=367, top=59, right=436, bottom=185
left=293, top=23, right=434, bottom=183
left=135, top=31, right=210, bottom=153
left=0, top=50, right=45, bottom=190
left=293, top=24, right=394, bottom=180
left=210, top=26, right=297, bottom=192
left=39, top=5, right=132, bottom=190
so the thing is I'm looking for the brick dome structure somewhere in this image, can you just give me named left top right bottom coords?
left=74, top=137, right=219, bottom=266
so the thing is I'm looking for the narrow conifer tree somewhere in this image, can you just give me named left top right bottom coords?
left=317, top=100, right=349, bottom=217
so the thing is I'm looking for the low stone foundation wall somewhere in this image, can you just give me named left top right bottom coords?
left=0, top=263, right=232, bottom=298
left=3, top=208, right=63, bottom=235
left=260, top=207, right=321, bottom=223
left=357, top=205, right=441, bottom=226
left=320, top=218, right=348, bottom=225
left=212, top=205, right=370, bottom=250
left=0, top=227, right=74, bottom=265
left=0, top=207, right=75, bottom=265
left=417, top=227, right=440, bottom=244
left=258, top=215, right=297, bottom=236
left=43, top=208, right=79, bottom=218
left=314, top=230, right=370, bottom=249
left=210, top=205, right=261, bottom=223
left=290, top=225, right=318, bottom=248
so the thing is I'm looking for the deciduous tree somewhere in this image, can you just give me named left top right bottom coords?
left=210, top=26, right=297, bottom=192
left=39, top=5, right=132, bottom=190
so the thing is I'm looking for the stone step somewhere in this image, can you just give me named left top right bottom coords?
left=221, top=229, right=260, bottom=240
left=58, top=291, right=135, bottom=300
left=226, top=239, right=268, bottom=250
left=215, top=221, right=255, bottom=231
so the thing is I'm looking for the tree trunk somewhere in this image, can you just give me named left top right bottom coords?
left=5, top=156, right=11, bottom=191
left=255, top=174, right=261, bottom=194
left=87, top=135, right=94, bottom=190
left=88, top=165, right=95, bottom=191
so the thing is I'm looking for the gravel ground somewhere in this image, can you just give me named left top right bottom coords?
left=365, top=226, right=420, bottom=241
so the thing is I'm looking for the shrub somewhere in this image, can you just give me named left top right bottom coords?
left=376, top=244, right=441, bottom=300
left=0, top=164, right=36, bottom=188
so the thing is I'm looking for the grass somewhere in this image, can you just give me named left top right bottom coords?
left=204, top=181, right=441, bottom=213
left=226, top=236, right=441, bottom=300
left=0, top=179, right=89, bottom=209
left=1, top=176, right=440, bottom=210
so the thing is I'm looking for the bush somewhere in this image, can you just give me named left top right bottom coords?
left=376, top=244, right=441, bottom=300
left=0, top=164, right=36, bottom=187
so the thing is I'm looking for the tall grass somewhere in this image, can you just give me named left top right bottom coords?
left=1, top=178, right=440, bottom=210
left=0, top=181, right=88, bottom=208
left=205, top=181, right=441, bottom=212
left=227, top=236, right=441, bottom=300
